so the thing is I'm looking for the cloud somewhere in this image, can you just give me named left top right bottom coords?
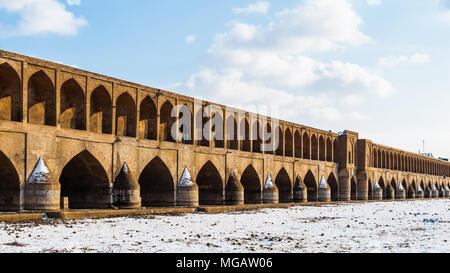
left=174, top=0, right=393, bottom=123
left=0, top=0, right=87, bottom=37
left=233, top=1, right=271, bottom=15
left=66, top=0, right=80, bottom=6
left=185, top=34, right=196, bottom=44
left=378, top=53, right=430, bottom=68
left=367, top=0, right=381, bottom=6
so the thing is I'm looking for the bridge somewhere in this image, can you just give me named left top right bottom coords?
left=0, top=49, right=448, bottom=212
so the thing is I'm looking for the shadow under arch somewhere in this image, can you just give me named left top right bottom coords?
left=0, top=62, right=22, bottom=122
left=139, top=96, right=157, bottom=140
left=138, top=157, right=175, bottom=207
left=90, top=85, right=112, bottom=134
left=275, top=168, right=292, bottom=203
left=196, top=161, right=224, bottom=205
left=327, top=172, right=339, bottom=201
left=60, top=78, right=85, bottom=130
left=59, top=150, right=111, bottom=209
left=241, top=165, right=261, bottom=204
left=0, top=150, right=20, bottom=211
left=304, top=170, right=317, bottom=202
left=28, top=70, right=56, bottom=126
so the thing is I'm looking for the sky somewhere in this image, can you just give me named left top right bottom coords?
left=1, top=0, right=450, bottom=158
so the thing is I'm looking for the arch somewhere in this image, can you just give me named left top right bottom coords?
left=303, top=132, right=310, bottom=159
left=139, top=96, right=157, bottom=140
left=196, top=161, right=224, bottom=205
left=294, top=130, right=302, bottom=158
left=311, top=135, right=318, bottom=160
left=116, top=93, right=136, bottom=137
left=251, top=119, right=262, bottom=153
left=350, top=177, right=357, bottom=200
left=304, top=170, right=317, bottom=202
left=408, top=180, right=416, bottom=199
left=226, top=113, right=238, bottom=150
left=212, top=110, right=225, bottom=148
left=0, top=62, right=22, bottom=122
left=378, top=150, right=382, bottom=169
left=326, top=138, right=333, bottom=162
left=90, top=85, right=112, bottom=134
left=379, top=177, right=386, bottom=199
left=179, top=104, right=194, bottom=145
left=285, top=128, right=293, bottom=157
left=319, top=136, right=325, bottom=161
left=60, top=79, right=85, bottom=130
left=275, top=168, right=292, bottom=203
left=368, top=179, right=373, bottom=200
left=327, top=172, right=339, bottom=201
left=138, top=157, right=175, bottom=206
left=0, top=150, right=20, bottom=211
left=333, top=139, right=338, bottom=163
left=240, top=117, right=251, bottom=152
left=28, top=70, right=56, bottom=126
left=275, top=126, right=284, bottom=156
left=241, top=165, right=261, bottom=204
left=263, top=122, right=273, bottom=154
left=160, top=101, right=176, bottom=142
left=59, top=150, right=111, bottom=209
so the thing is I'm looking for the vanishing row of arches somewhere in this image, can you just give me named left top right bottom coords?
left=0, top=62, right=337, bottom=159
left=1, top=148, right=448, bottom=211
left=372, top=147, right=450, bottom=177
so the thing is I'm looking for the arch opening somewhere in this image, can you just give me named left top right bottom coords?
left=0, top=63, right=22, bottom=122
left=311, top=135, right=318, bottom=160
left=303, top=133, right=310, bottom=159
left=59, top=151, right=111, bottom=209
left=285, top=129, right=293, bottom=157
left=60, top=79, right=85, bottom=130
left=0, top=151, right=20, bottom=211
left=28, top=71, right=56, bottom=126
left=139, top=96, right=157, bottom=140
left=90, top=86, right=112, bottom=134
left=275, top=168, right=292, bottom=203
left=241, top=165, right=261, bottom=204
left=319, top=136, right=325, bottom=161
left=351, top=177, right=357, bottom=200
left=138, top=157, right=175, bottom=207
left=160, top=101, right=176, bottom=142
left=304, top=171, right=317, bottom=202
left=328, top=173, right=339, bottom=201
left=196, top=161, right=224, bottom=205
left=294, top=131, right=301, bottom=158
left=116, top=93, right=136, bottom=137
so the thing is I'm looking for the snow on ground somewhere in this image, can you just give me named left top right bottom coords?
left=0, top=200, right=448, bottom=253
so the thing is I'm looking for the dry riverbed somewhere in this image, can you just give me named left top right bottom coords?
left=0, top=199, right=448, bottom=253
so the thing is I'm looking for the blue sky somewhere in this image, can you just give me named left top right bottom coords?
left=1, top=0, right=450, bottom=158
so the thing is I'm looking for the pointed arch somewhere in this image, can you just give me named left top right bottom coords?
left=275, top=168, right=292, bottom=203
left=116, top=93, right=136, bottom=137
left=379, top=177, right=386, bottom=199
left=294, top=130, right=302, bottom=159
left=241, top=165, right=261, bottom=204
left=327, top=172, right=339, bottom=201
left=263, top=122, right=273, bottom=154
left=59, top=150, right=111, bottom=209
left=304, top=170, right=317, bottom=202
left=285, top=128, right=293, bottom=157
left=160, top=101, right=176, bottom=142
left=196, top=161, right=224, bottom=205
left=275, top=126, right=284, bottom=156
left=226, top=113, right=238, bottom=150
left=333, top=138, right=338, bottom=163
left=0, top=150, right=20, bottom=211
left=90, top=85, right=112, bottom=134
left=303, top=132, right=310, bottom=159
left=319, top=136, right=325, bottom=161
left=252, top=118, right=262, bottom=153
left=212, top=110, right=225, bottom=149
left=28, top=70, right=56, bottom=126
left=240, top=117, right=251, bottom=152
left=139, top=157, right=175, bottom=206
left=408, top=180, right=416, bottom=199
left=311, top=135, right=318, bottom=160
left=0, top=62, right=22, bottom=122
left=326, top=138, right=333, bottom=162
left=60, top=79, right=85, bottom=130
left=139, top=96, right=157, bottom=140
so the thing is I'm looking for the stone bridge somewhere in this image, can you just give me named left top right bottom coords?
left=0, top=49, right=448, bottom=212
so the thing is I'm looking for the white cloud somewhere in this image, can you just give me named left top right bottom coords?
left=66, top=0, right=80, bottom=6
left=174, top=0, right=393, bottom=122
left=0, top=0, right=87, bottom=37
left=367, top=0, right=381, bottom=6
left=185, top=34, right=196, bottom=44
left=378, top=53, right=430, bottom=68
left=233, top=1, right=271, bottom=15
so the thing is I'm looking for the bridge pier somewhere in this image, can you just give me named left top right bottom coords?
left=293, top=176, right=307, bottom=203
left=225, top=171, right=244, bottom=205
left=263, top=174, right=279, bottom=204
left=176, top=168, right=199, bottom=207
left=112, top=163, right=141, bottom=209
